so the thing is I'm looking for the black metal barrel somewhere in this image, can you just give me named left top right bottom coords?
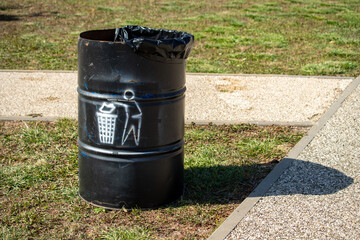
left=77, top=27, right=194, bottom=209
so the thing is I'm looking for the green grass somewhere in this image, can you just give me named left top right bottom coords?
left=302, top=61, right=358, bottom=75
left=102, top=226, right=152, bottom=240
left=0, top=119, right=307, bottom=239
left=0, top=0, right=359, bottom=76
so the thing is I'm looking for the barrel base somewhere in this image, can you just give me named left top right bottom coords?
left=78, top=145, right=184, bottom=209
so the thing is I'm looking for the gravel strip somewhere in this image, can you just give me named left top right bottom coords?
left=226, top=78, right=360, bottom=239
left=0, top=71, right=352, bottom=124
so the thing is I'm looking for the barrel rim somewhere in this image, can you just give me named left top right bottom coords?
left=78, top=29, right=188, bottom=64
left=79, top=29, right=121, bottom=42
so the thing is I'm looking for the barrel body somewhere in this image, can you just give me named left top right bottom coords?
left=78, top=29, right=185, bottom=209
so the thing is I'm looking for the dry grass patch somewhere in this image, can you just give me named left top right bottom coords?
left=0, top=0, right=359, bottom=76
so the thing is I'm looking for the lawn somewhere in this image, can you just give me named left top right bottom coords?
left=0, top=119, right=307, bottom=239
left=0, top=0, right=359, bottom=76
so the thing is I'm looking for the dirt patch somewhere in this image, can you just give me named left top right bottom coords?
left=215, top=77, right=247, bottom=93
left=20, top=77, right=45, bottom=82
left=41, top=96, right=60, bottom=101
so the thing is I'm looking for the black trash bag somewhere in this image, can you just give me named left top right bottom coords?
left=114, top=25, right=194, bottom=62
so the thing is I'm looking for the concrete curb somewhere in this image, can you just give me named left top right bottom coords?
left=187, top=120, right=314, bottom=127
left=0, top=116, right=61, bottom=122
left=0, top=69, right=77, bottom=73
left=0, top=116, right=315, bottom=127
left=208, top=75, right=360, bottom=240
left=0, top=69, right=355, bottom=80
left=187, top=72, right=355, bottom=80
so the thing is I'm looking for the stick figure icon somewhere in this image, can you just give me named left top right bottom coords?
left=96, top=90, right=142, bottom=146
left=119, top=90, right=142, bottom=146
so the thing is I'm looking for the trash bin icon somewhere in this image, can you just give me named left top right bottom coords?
left=96, top=103, right=117, bottom=144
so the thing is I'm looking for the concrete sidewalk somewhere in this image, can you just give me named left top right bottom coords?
left=0, top=70, right=353, bottom=125
left=210, top=75, right=360, bottom=239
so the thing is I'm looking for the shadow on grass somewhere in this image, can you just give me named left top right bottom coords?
left=0, top=3, right=21, bottom=21
left=180, top=159, right=354, bottom=206
left=0, top=10, right=60, bottom=22
left=182, top=162, right=276, bottom=205
left=0, top=14, right=20, bottom=21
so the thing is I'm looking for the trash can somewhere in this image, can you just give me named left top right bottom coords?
left=77, top=26, right=194, bottom=209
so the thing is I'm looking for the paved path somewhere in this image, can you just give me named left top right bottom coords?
left=210, top=75, right=360, bottom=239
left=0, top=70, right=353, bottom=125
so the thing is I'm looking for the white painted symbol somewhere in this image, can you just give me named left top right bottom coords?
left=96, top=103, right=117, bottom=144
left=120, top=90, right=142, bottom=146
left=96, top=90, right=143, bottom=146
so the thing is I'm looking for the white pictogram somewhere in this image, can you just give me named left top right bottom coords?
left=96, top=103, right=117, bottom=144
left=120, top=90, right=142, bottom=146
left=96, top=90, right=142, bottom=146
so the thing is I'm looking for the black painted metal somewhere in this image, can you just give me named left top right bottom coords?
left=78, top=28, right=193, bottom=209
